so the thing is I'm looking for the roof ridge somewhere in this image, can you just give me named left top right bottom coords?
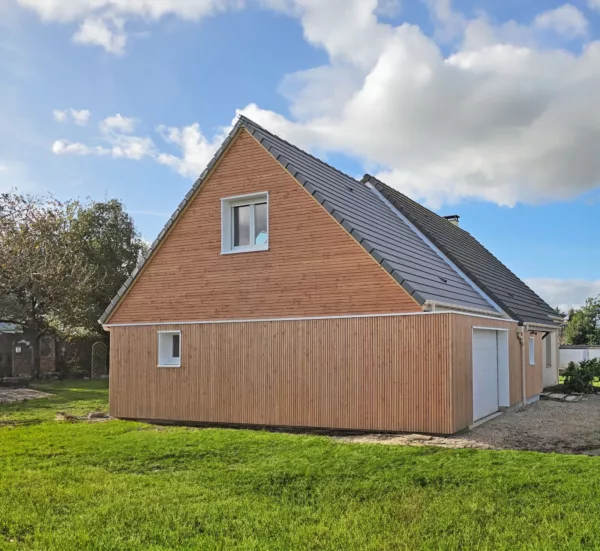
left=238, top=115, right=361, bottom=185
left=362, top=174, right=474, bottom=236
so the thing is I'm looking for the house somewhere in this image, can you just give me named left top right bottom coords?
left=101, top=116, right=562, bottom=434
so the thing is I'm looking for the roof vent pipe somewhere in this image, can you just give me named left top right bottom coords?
left=443, top=215, right=460, bottom=226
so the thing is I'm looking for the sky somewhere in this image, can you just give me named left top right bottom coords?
left=1, top=0, right=600, bottom=311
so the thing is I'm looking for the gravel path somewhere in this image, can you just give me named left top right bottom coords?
left=0, top=388, right=52, bottom=404
left=337, top=396, right=600, bottom=455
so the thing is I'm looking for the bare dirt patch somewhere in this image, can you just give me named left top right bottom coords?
left=336, top=396, right=600, bottom=455
left=0, top=388, right=52, bottom=404
left=338, top=432, right=494, bottom=450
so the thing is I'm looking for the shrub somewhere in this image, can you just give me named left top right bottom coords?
left=563, top=360, right=598, bottom=393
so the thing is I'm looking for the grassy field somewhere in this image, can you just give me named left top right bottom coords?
left=2, top=381, right=600, bottom=550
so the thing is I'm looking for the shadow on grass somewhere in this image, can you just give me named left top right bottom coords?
left=0, top=380, right=109, bottom=426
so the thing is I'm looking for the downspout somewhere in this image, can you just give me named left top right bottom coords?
left=517, top=325, right=526, bottom=409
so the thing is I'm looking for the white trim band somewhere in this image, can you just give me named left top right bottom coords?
left=103, top=310, right=519, bottom=329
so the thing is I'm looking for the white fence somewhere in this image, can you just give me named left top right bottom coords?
left=560, top=347, right=600, bottom=368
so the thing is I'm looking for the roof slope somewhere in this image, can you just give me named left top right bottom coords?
left=364, top=175, right=559, bottom=325
left=241, top=117, right=498, bottom=314
left=100, top=116, right=499, bottom=324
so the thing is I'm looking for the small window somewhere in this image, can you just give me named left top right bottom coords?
left=529, top=337, right=535, bottom=366
left=158, top=331, right=181, bottom=368
left=222, top=193, right=269, bottom=253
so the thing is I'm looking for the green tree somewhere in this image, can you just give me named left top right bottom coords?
left=563, top=296, right=600, bottom=346
left=0, top=192, right=145, bottom=377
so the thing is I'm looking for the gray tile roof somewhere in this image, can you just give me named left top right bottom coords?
left=100, top=115, right=505, bottom=324
left=364, top=175, right=560, bottom=326
left=241, top=116, right=499, bottom=314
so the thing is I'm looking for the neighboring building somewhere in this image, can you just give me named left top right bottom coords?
left=101, top=116, right=562, bottom=434
left=559, top=345, right=600, bottom=368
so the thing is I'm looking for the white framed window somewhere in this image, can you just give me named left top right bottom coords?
left=221, top=192, right=269, bottom=254
left=158, top=330, right=181, bottom=368
left=529, top=336, right=535, bottom=366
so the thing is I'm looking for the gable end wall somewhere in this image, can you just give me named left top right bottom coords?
left=108, top=130, right=420, bottom=324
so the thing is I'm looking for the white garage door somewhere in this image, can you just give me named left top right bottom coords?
left=472, top=329, right=499, bottom=421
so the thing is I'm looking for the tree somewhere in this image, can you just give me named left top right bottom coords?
left=0, top=192, right=145, bottom=377
left=563, top=296, right=600, bottom=346
left=67, top=199, right=147, bottom=334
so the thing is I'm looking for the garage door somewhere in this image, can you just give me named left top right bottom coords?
left=472, top=329, right=499, bottom=421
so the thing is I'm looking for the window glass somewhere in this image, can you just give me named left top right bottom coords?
left=529, top=337, right=535, bottom=365
left=254, top=202, right=268, bottom=245
left=233, top=205, right=251, bottom=247
left=172, top=333, right=180, bottom=358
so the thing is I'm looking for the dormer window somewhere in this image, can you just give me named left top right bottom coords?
left=221, top=192, right=269, bottom=254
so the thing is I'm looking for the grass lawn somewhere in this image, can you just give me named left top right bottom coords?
left=2, top=382, right=600, bottom=550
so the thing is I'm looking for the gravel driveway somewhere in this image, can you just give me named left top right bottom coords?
left=454, top=395, right=600, bottom=455
left=338, top=396, right=600, bottom=455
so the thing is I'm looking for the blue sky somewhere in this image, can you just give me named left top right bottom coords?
left=1, top=0, right=600, bottom=309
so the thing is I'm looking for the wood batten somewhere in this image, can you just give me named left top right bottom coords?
left=110, top=313, right=454, bottom=434
left=108, top=130, right=421, bottom=324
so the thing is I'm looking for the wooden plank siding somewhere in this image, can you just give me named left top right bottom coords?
left=107, top=129, right=420, bottom=325
left=109, top=313, right=458, bottom=434
left=449, top=316, right=543, bottom=432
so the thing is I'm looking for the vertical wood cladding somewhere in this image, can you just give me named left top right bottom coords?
left=450, top=316, right=543, bottom=431
left=108, top=130, right=420, bottom=324
left=110, top=312, right=544, bottom=434
left=110, top=314, right=455, bottom=434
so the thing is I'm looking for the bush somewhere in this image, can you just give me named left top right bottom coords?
left=563, top=360, right=599, bottom=393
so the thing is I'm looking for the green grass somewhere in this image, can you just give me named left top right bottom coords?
left=2, top=382, right=600, bottom=550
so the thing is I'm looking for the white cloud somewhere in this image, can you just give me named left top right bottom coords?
left=16, top=0, right=246, bottom=53
left=52, top=113, right=222, bottom=173
left=53, top=108, right=90, bottom=126
left=46, top=1, right=600, bottom=209
left=73, top=17, right=127, bottom=54
left=534, top=4, right=588, bottom=39
left=101, top=114, right=137, bottom=133
left=231, top=1, right=600, bottom=208
left=0, top=164, right=7, bottom=172
left=70, top=109, right=90, bottom=126
left=526, top=278, right=600, bottom=312
left=589, top=0, right=600, bottom=13
left=53, top=109, right=68, bottom=123
left=156, top=123, right=228, bottom=178
left=52, top=141, right=110, bottom=156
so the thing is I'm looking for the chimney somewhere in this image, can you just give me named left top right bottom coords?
left=443, top=215, right=460, bottom=226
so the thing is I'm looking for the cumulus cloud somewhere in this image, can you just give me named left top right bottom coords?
left=589, top=0, right=600, bottom=13
left=526, top=278, right=600, bottom=312
left=16, top=0, right=246, bottom=53
left=233, top=0, right=600, bottom=208
left=53, top=108, right=90, bottom=126
left=533, top=4, right=588, bottom=39
left=73, top=17, right=127, bottom=54
left=156, top=123, right=228, bottom=178
left=100, top=114, right=137, bottom=133
left=52, top=113, right=226, bottom=175
left=0, top=164, right=7, bottom=172
left=46, top=0, right=600, bottom=208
